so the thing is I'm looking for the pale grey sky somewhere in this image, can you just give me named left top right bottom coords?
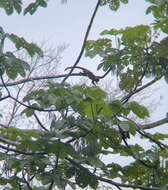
left=0, top=0, right=152, bottom=66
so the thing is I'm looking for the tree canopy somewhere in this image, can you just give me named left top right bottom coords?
left=0, top=0, right=168, bottom=189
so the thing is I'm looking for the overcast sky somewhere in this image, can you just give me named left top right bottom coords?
left=0, top=0, right=168, bottom=127
left=0, top=0, right=153, bottom=66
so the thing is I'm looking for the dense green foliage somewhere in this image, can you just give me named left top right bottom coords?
left=0, top=0, right=168, bottom=190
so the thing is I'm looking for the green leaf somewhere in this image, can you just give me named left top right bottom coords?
left=38, top=0, right=48, bottom=7
left=128, top=120, right=137, bottom=136
left=120, top=0, right=128, bottom=3
left=24, top=0, right=48, bottom=15
left=5, top=52, right=30, bottom=79
left=109, top=0, right=120, bottom=10
left=87, top=157, right=105, bottom=168
left=146, top=5, right=157, bottom=15
left=0, top=1, right=13, bottom=15
left=24, top=3, right=38, bottom=15
left=22, top=108, right=35, bottom=117
left=109, top=100, right=124, bottom=115
left=127, top=101, right=149, bottom=119
left=75, top=168, right=98, bottom=189
left=107, top=163, right=123, bottom=179
left=122, top=25, right=151, bottom=47
left=119, top=72, right=137, bottom=92
left=85, top=39, right=112, bottom=58
left=13, top=0, right=22, bottom=14
left=84, top=87, right=107, bottom=100
left=0, top=177, right=8, bottom=185
left=0, top=0, right=22, bottom=15
left=101, top=28, right=123, bottom=36
left=7, top=33, right=43, bottom=57
left=119, top=121, right=130, bottom=132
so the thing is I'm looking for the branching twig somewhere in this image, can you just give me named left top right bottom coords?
left=33, top=112, right=49, bottom=132
left=121, top=77, right=161, bottom=103
left=137, top=129, right=168, bottom=149
left=6, top=86, right=23, bottom=127
left=1, top=75, right=57, bottom=112
left=121, top=135, right=156, bottom=168
left=10, top=96, right=56, bottom=112
left=121, top=115, right=168, bottom=148
left=66, top=157, right=159, bottom=190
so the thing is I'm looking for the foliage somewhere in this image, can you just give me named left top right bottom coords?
left=0, top=0, right=167, bottom=190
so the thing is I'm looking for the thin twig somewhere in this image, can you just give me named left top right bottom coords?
left=121, top=77, right=161, bottom=103
left=48, top=152, right=60, bottom=190
left=121, top=135, right=156, bottom=168
left=10, top=96, right=57, bottom=112
left=0, top=75, right=10, bottom=95
left=0, top=95, right=10, bottom=101
left=121, top=115, right=168, bottom=148
left=22, top=171, right=32, bottom=190
left=137, top=129, right=168, bottom=149
left=33, top=112, right=49, bottom=132
left=1, top=75, right=55, bottom=112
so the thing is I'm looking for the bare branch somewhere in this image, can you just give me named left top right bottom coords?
left=0, top=73, right=90, bottom=87
left=0, top=95, right=10, bottom=101
left=33, top=112, right=49, bottom=132
left=137, top=129, right=168, bottom=149
left=61, top=0, right=101, bottom=83
left=121, top=115, right=168, bottom=148
left=0, top=136, right=18, bottom=146
left=22, top=171, right=33, bottom=190
left=140, top=116, right=168, bottom=130
left=10, top=96, right=57, bottom=112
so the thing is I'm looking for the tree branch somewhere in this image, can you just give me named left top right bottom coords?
left=0, top=95, right=10, bottom=101
left=0, top=143, right=46, bottom=155
left=121, top=115, right=168, bottom=148
left=0, top=73, right=85, bottom=87
left=22, top=171, right=32, bottom=190
left=121, top=77, right=161, bottom=103
left=61, top=0, right=101, bottom=83
left=66, top=157, right=159, bottom=190
left=0, top=136, right=18, bottom=146
left=140, top=116, right=168, bottom=130
left=33, top=112, right=49, bottom=132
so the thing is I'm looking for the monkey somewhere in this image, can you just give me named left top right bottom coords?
left=65, top=66, right=100, bottom=85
